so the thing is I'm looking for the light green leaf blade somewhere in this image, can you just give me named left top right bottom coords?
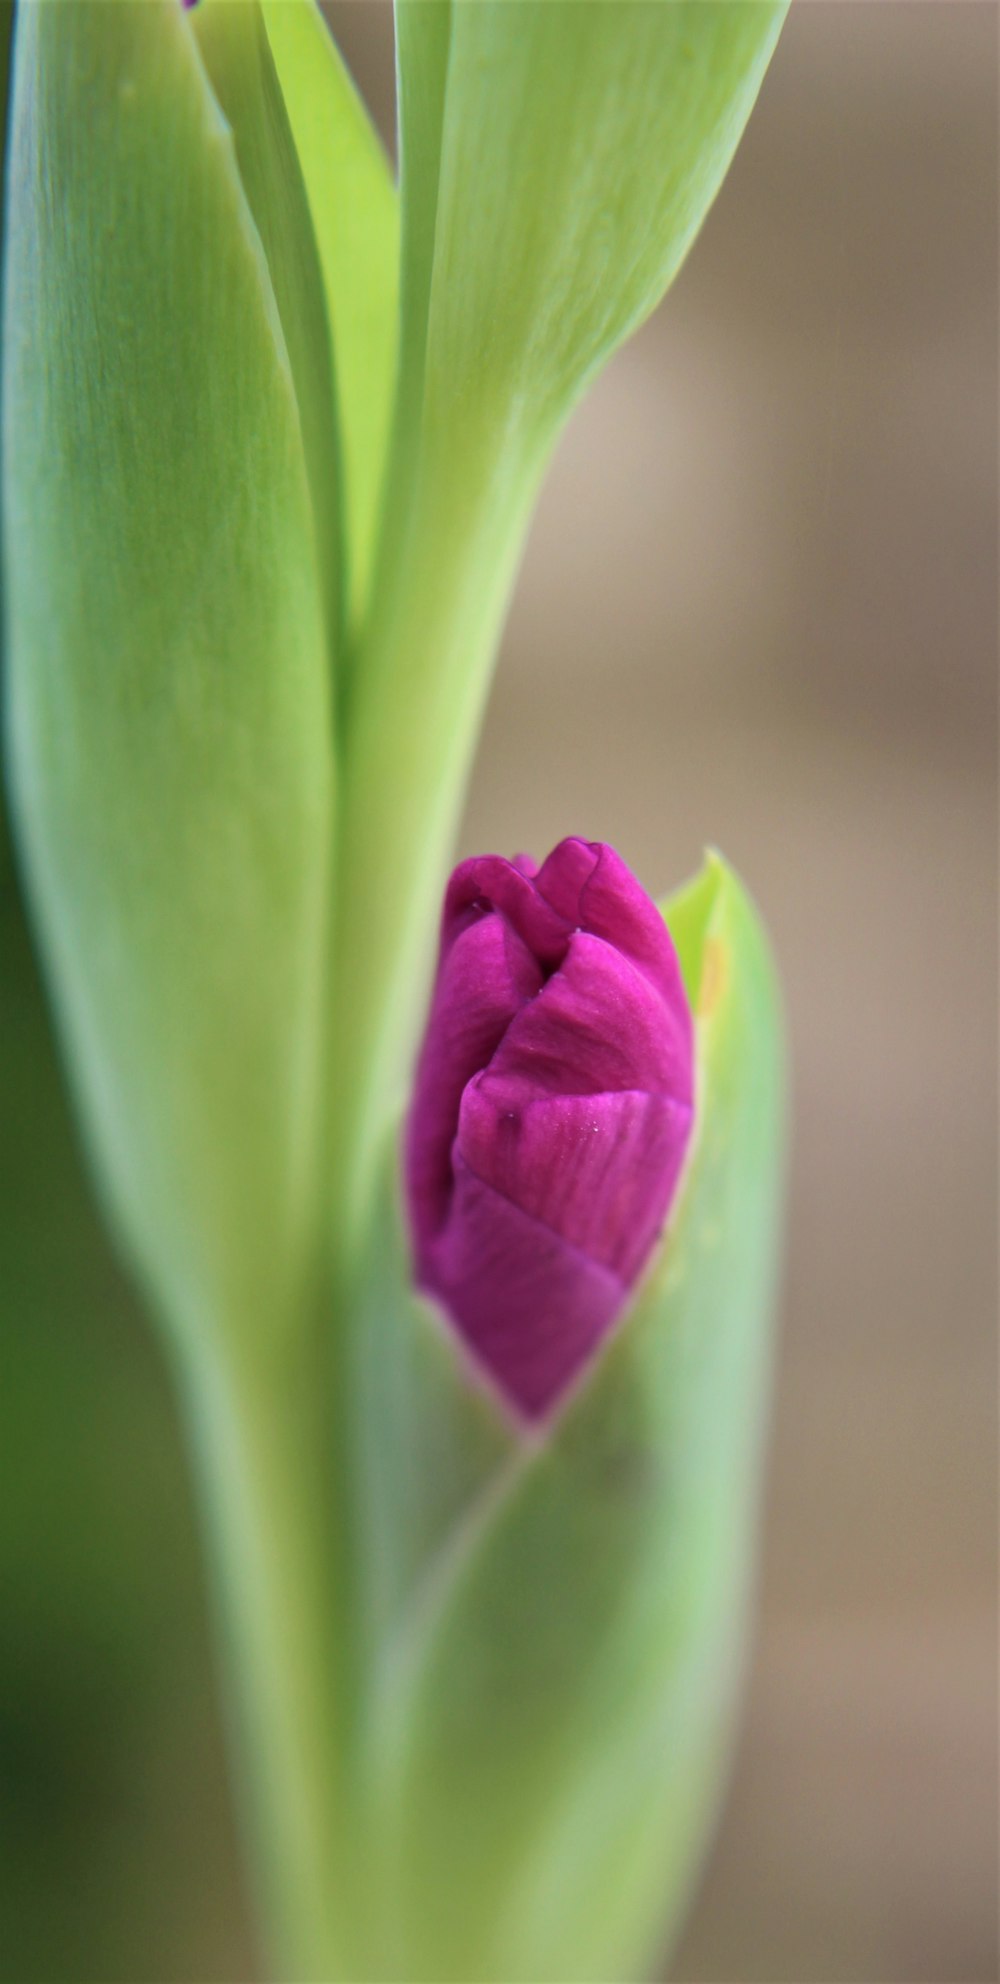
left=193, top=0, right=343, bottom=656
left=263, top=0, right=399, bottom=633
left=2, top=0, right=334, bottom=1352
left=406, top=0, right=789, bottom=450
left=349, top=1147, right=519, bottom=1668
left=361, top=855, right=784, bottom=1983
left=371, top=0, right=448, bottom=597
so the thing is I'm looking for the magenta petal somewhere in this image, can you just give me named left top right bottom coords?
left=458, top=1083, right=693, bottom=1285
left=429, top=1157, right=625, bottom=1421
left=443, top=854, right=570, bottom=968
left=535, top=838, right=687, bottom=1012
left=407, top=912, right=543, bottom=1249
left=530, top=835, right=601, bottom=923
left=487, top=932, right=693, bottom=1104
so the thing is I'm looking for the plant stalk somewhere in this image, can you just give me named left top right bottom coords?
left=177, top=1325, right=351, bottom=1982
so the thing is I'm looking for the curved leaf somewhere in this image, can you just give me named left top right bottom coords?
left=2, top=0, right=334, bottom=1352
left=192, top=0, right=343, bottom=655
left=263, top=0, right=398, bottom=633
left=349, top=1151, right=519, bottom=1666
left=404, top=0, right=790, bottom=449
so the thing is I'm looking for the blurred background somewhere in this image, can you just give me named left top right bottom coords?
left=1, top=3, right=996, bottom=1980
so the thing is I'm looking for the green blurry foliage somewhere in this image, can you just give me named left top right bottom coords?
left=0, top=811, right=247, bottom=1982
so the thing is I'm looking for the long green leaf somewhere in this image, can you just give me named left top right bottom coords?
left=263, top=0, right=399, bottom=634
left=193, top=0, right=343, bottom=656
left=2, top=0, right=334, bottom=1353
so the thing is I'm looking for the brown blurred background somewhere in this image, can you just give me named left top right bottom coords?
left=1, top=4, right=996, bottom=1981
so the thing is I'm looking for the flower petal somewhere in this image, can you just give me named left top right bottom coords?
left=537, top=838, right=691, bottom=1012
left=428, top=1155, right=625, bottom=1419
left=407, top=910, right=543, bottom=1248
left=458, top=1082, right=692, bottom=1285
left=442, top=852, right=569, bottom=968
left=484, top=931, right=693, bottom=1103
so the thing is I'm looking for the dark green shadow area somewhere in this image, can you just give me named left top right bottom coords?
left=0, top=749, right=250, bottom=1984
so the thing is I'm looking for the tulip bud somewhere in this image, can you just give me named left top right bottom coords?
left=406, top=838, right=694, bottom=1418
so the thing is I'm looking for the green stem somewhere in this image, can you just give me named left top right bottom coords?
left=177, top=1326, right=351, bottom=1982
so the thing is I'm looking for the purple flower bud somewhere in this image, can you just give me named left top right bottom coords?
left=405, top=838, right=695, bottom=1421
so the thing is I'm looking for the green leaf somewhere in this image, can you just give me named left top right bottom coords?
left=192, top=0, right=343, bottom=656
left=374, top=0, right=449, bottom=594
left=349, top=1149, right=519, bottom=1667
left=263, top=0, right=399, bottom=635
left=400, top=0, right=790, bottom=450
left=2, top=0, right=334, bottom=1353
left=355, top=855, right=785, bottom=1983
